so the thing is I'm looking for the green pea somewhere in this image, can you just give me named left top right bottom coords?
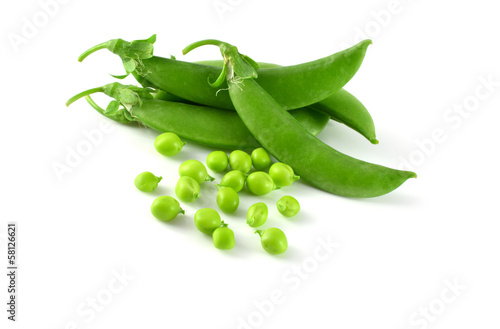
left=194, top=208, right=221, bottom=235
left=251, top=148, right=271, bottom=171
left=255, top=228, right=287, bottom=255
left=134, top=171, right=162, bottom=192
left=151, top=196, right=185, bottom=222
left=206, top=151, right=228, bottom=173
left=179, top=159, right=214, bottom=183
left=276, top=196, right=300, bottom=217
left=269, top=163, right=300, bottom=187
left=154, top=132, right=185, bottom=156
left=217, top=186, right=239, bottom=213
left=175, top=176, right=200, bottom=202
left=229, top=150, right=252, bottom=173
left=213, top=222, right=235, bottom=250
left=219, top=170, right=246, bottom=192
left=247, top=202, right=268, bottom=227
left=246, top=171, right=275, bottom=196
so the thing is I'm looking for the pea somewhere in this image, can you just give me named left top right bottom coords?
left=219, top=170, right=246, bottom=192
left=276, top=196, right=300, bottom=217
left=179, top=159, right=214, bottom=183
left=213, top=222, right=235, bottom=250
left=246, top=171, right=275, bottom=196
left=154, top=132, right=185, bottom=156
left=151, top=196, right=185, bottom=222
left=175, top=176, right=200, bottom=202
left=268, top=163, right=300, bottom=187
left=247, top=202, right=268, bottom=227
left=229, top=150, right=252, bottom=173
left=194, top=208, right=221, bottom=235
left=206, top=151, right=228, bottom=173
left=251, top=148, right=271, bottom=171
left=255, top=228, right=287, bottom=255
left=134, top=171, right=162, bottom=192
left=217, top=186, right=239, bottom=213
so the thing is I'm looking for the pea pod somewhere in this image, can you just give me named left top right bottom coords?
left=79, top=36, right=371, bottom=111
left=185, top=40, right=416, bottom=198
left=313, top=89, right=377, bottom=144
left=66, top=82, right=329, bottom=150
left=198, top=60, right=378, bottom=144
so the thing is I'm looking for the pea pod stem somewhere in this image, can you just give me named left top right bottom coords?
left=85, top=95, right=103, bottom=113
left=254, top=230, right=264, bottom=237
left=182, top=39, right=225, bottom=55
left=66, top=87, right=104, bottom=106
left=79, top=35, right=156, bottom=62
left=183, top=39, right=259, bottom=87
left=84, top=96, right=136, bottom=125
left=78, top=41, right=110, bottom=62
left=208, top=60, right=228, bottom=88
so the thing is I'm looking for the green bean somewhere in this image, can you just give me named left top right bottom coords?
left=67, top=83, right=329, bottom=151
left=185, top=40, right=416, bottom=198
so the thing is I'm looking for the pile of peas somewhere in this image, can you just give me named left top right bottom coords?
left=134, top=132, right=301, bottom=255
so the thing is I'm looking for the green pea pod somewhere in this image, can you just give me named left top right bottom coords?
left=186, top=40, right=416, bottom=198
left=197, top=60, right=378, bottom=144
left=230, top=78, right=415, bottom=197
left=79, top=36, right=371, bottom=111
left=313, top=89, right=377, bottom=144
left=66, top=83, right=329, bottom=151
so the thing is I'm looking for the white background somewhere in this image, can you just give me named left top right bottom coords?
left=1, top=0, right=499, bottom=328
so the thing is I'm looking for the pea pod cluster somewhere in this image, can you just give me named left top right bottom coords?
left=67, top=35, right=416, bottom=198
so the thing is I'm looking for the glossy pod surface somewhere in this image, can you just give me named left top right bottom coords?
left=130, top=99, right=329, bottom=150
left=78, top=37, right=376, bottom=143
left=228, top=78, right=416, bottom=198
left=140, top=40, right=371, bottom=110
left=313, top=88, right=378, bottom=144
left=198, top=60, right=378, bottom=144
